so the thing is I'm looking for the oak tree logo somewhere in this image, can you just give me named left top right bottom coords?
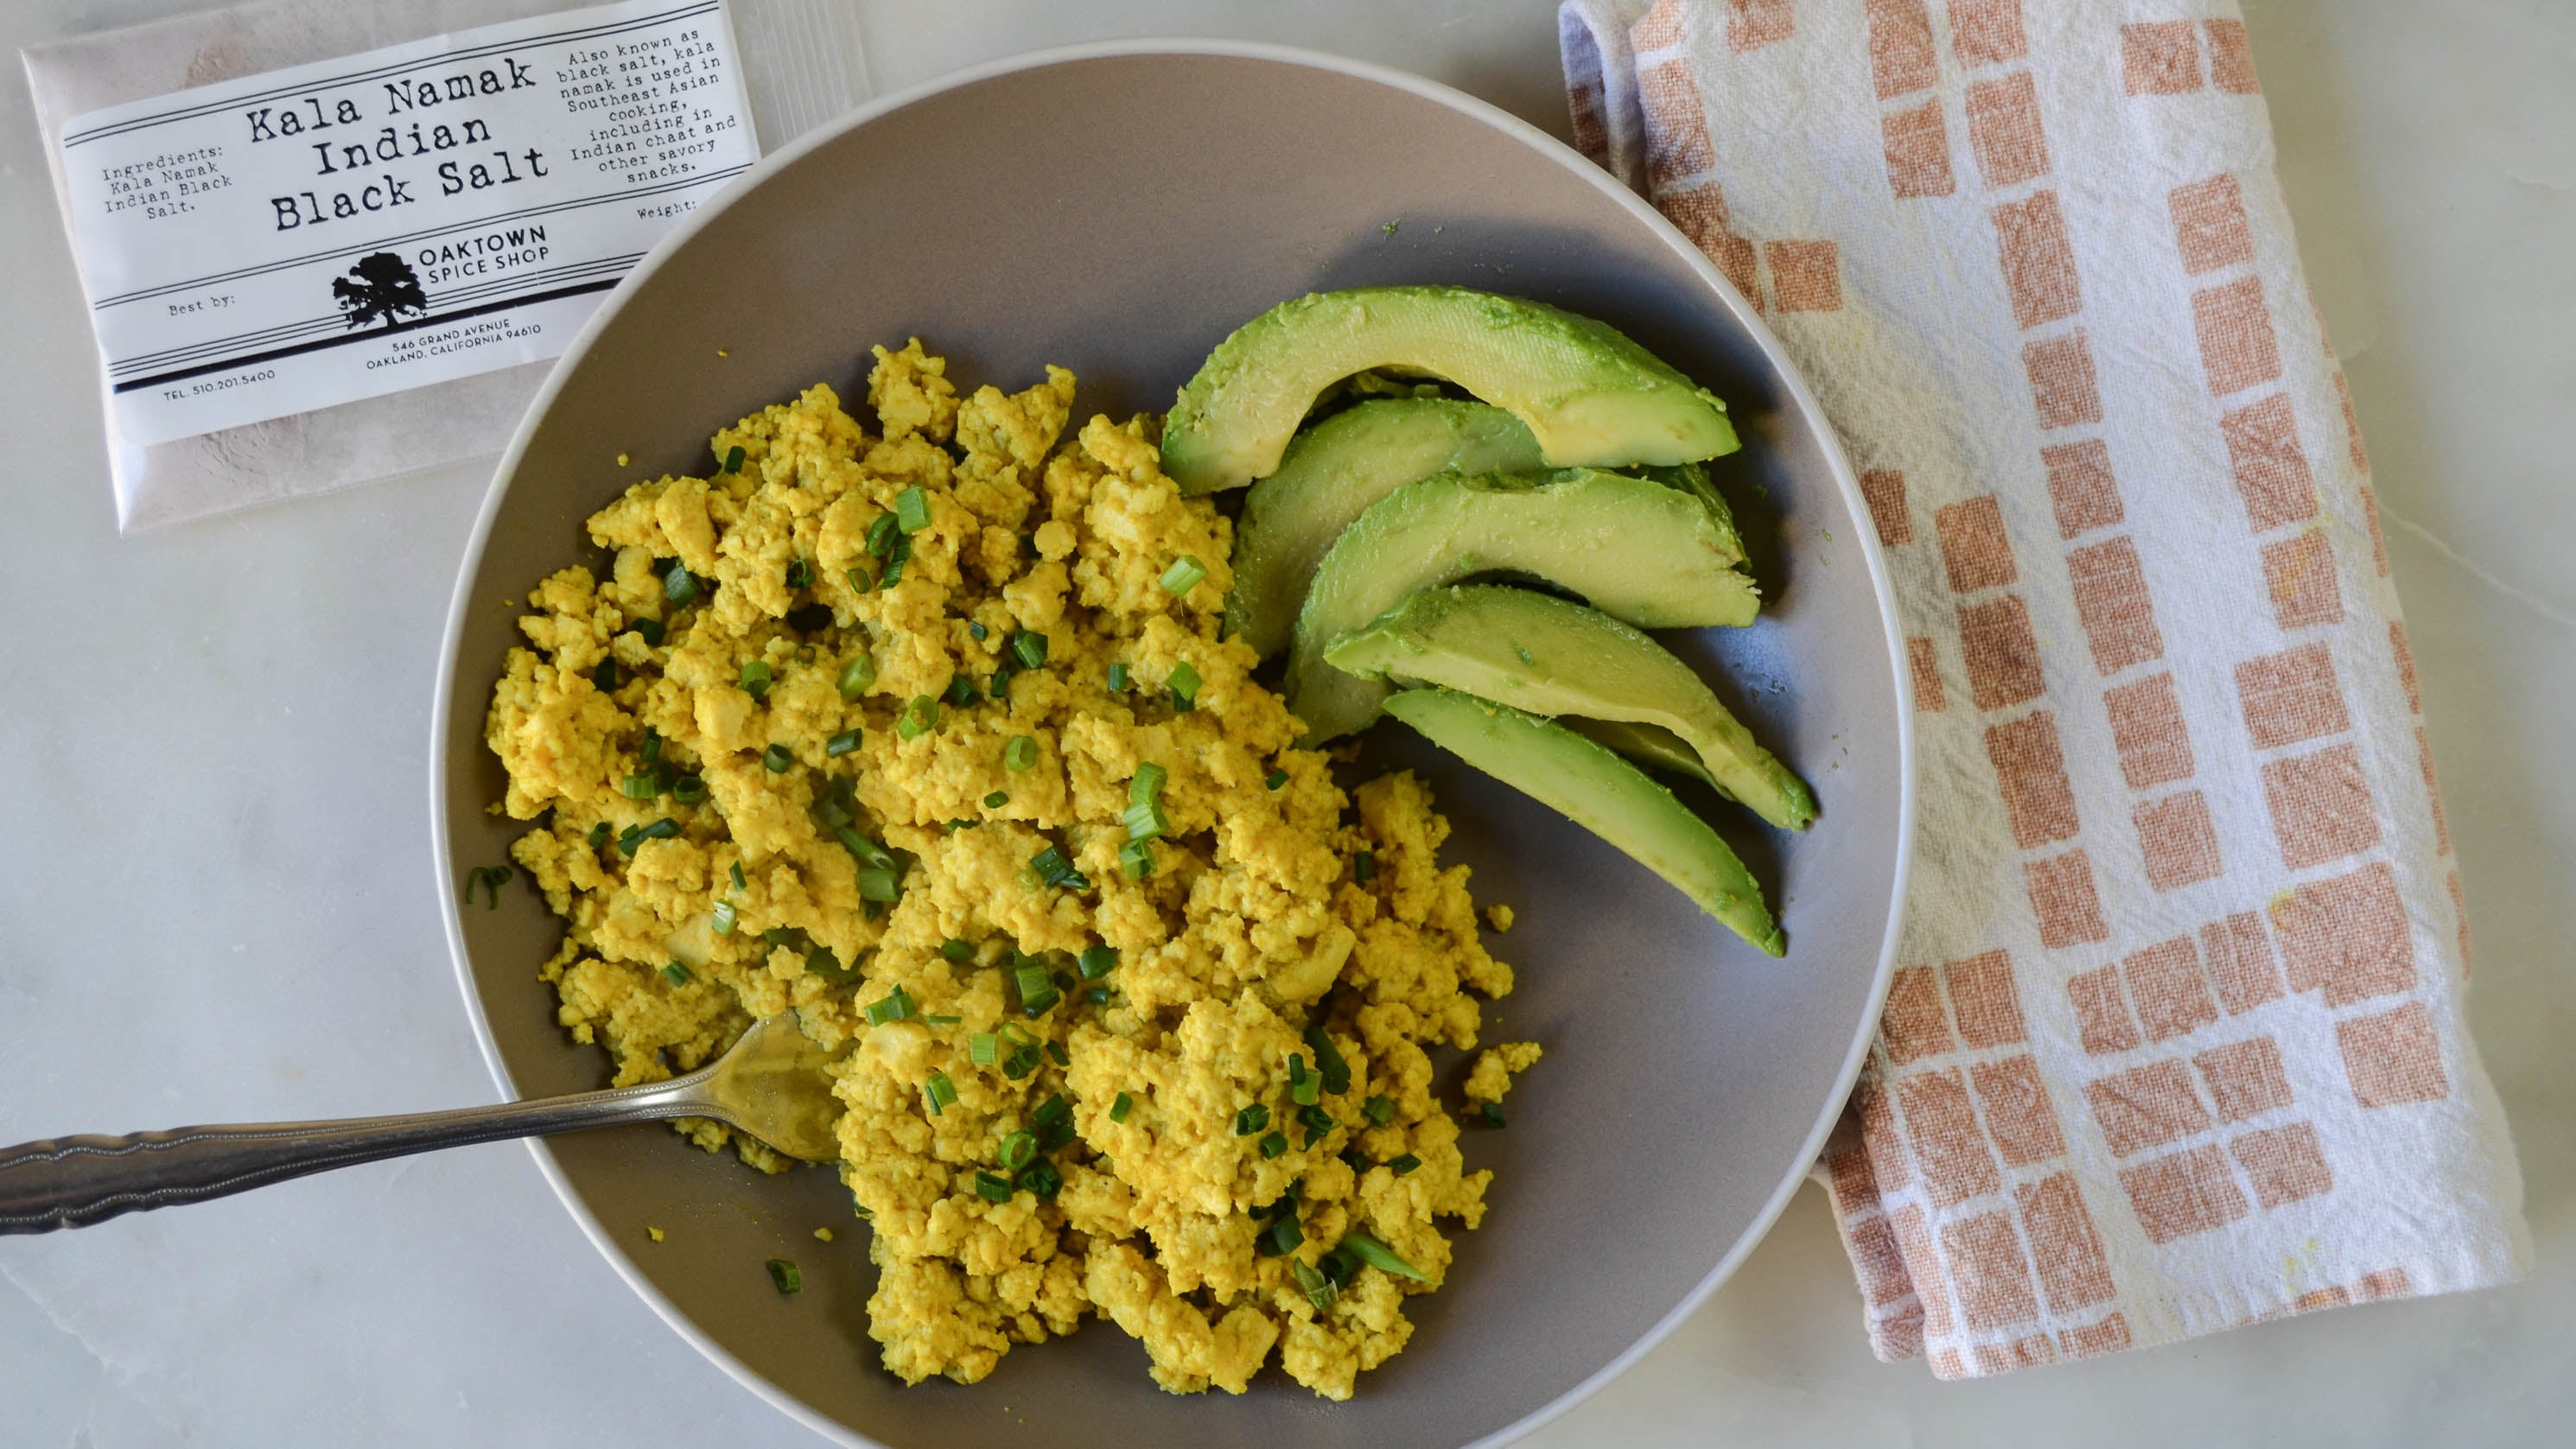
left=331, top=251, right=428, bottom=330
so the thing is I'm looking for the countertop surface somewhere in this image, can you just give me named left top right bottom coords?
left=2, top=3, right=2566, bottom=1445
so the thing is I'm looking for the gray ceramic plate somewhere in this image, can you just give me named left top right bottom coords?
left=431, top=40, right=1911, bottom=1449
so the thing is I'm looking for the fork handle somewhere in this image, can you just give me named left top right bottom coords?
left=0, top=1077, right=709, bottom=1234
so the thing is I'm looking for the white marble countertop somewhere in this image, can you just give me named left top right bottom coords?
left=2, top=2, right=2566, bottom=1444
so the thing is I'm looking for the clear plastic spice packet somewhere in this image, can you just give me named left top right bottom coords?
left=22, top=0, right=870, bottom=532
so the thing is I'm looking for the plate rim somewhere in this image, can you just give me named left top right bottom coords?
left=427, top=35, right=1917, bottom=1449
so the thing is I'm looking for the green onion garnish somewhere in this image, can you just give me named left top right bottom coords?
left=1003, top=735, right=1038, bottom=772
left=879, top=535, right=908, bottom=587
left=621, top=772, right=662, bottom=799
left=1046, top=1040, right=1071, bottom=1068
left=826, top=728, right=862, bottom=758
left=663, top=562, right=698, bottom=606
left=898, top=696, right=938, bottom=740
left=1119, top=839, right=1154, bottom=880
left=814, top=797, right=855, bottom=830
left=863, top=986, right=916, bottom=1026
left=1265, top=768, right=1288, bottom=791
left=587, top=823, right=612, bottom=850
left=1303, top=1025, right=1351, bottom=1096
left=1259, top=1131, right=1288, bottom=1160
left=784, top=558, right=811, bottom=589
left=1129, top=762, right=1167, bottom=804
left=738, top=662, right=773, bottom=703
left=710, top=900, right=737, bottom=935
left=763, top=743, right=793, bottom=772
left=844, top=565, right=872, bottom=593
left=660, top=961, right=692, bottom=986
left=1233, top=1103, right=1269, bottom=1137
left=1387, top=1153, right=1422, bottom=1176
left=835, top=827, right=891, bottom=868
left=806, top=945, right=859, bottom=984
left=1293, top=1257, right=1339, bottom=1312
left=1033, top=1094, right=1072, bottom=1128
left=939, top=938, right=975, bottom=963
left=894, top=486, right=931, bottom=532
left=924, top=1014, right=960, bottom=1025
left=925, top=1070, right=957, bottom=1115
left=1157, top=556, right=1206, bottom=595
left=1106, top=662, right=1129, bottom=692
left=1029, top=845, right=1089, bottom=891
left=1014, top=959, right=1059, bottom=1016
left=1002, top=1045, right=1041, bottom=1079
left=974, top=1172, right=1012, bottom=1203
left=1009, top=629, right=1048, bottom=670
left=1288, top=1054, right=1317, bottom=1105
left=866, top=513, right=899, bottom=557
left=765, top=1258, right=800, bottom=1293
left=837, top=651, right=876, bottom=700
left=1077, top=945, right=1117, bottom=980
left=946, top=675, right=979, bottom=707
left=1084, top=985, right=1110, bottom=1006
left=1265, top=1216, right=1304, bottom=1256
left=989, top=661, right=1016, bottom=702
left=1338, top=1230, right=1430, bottom=1281
left=997, top=1130, right=1037, bottom=1172
left=1110, top=1092, right=1133, bottom=1123
left=983, top=790, right=1009, bottom=809
left=722, top=444, right=746, bottom=474
left=639, top=728, right=663, bottom=765
left=629, top=617, right=665, bottom=647
left=855, top=867, right=900, bottom=903
left=969, top=1033, right=999, bottom=1066
left=1481, top=1101, right=1507, bottom=1128
left=967, top=620, right=989, bottom=641
left=1020, top=1160, right=1064, bottom=1201
left=672, top=773, right=708, bottom=804
left=1297, top=1105, right=1335, bottom=1145
left=1167, top=660, right=1200, bottom=710
left=1353, top=851, right=1376, bottom=883
left=593, top=658, right=620, bottom=692
left=730, top=861, right=748, bottom=892
left=1362, top=1096, right=1395, bottom=1127
left=1121, top=799, right=1167, bottom=842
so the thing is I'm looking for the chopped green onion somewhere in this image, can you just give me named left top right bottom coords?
left=1129, top=761, right=1167, bottom=805
left=997, top=1130, right=1037, bottom=1172
left=736, top=660, right=772, bottom=702
left=898, top=695, right=938, bottom=740
left=925, top=1070, right=957, bottom=1115
left=1157, top=555, right=1207, bottom=595
left=1167, top=660, right=1200, bottom=710
left=1106, top=661, right=1129, bottom=692
left=639, top=728, right=663, bottom=766
left=660, top=961, right=692, bottom=987
left=663, top=562, right=698, bottom=607
left=1481, top=1101, right=1507, bottom=1128
left=763, top=743, right=793, bottom=773
left=945, top=675, right=980, bottom=707
left=1020, top=1160, right=1064, bottom=1201
left=969, top=1033, right=999, bottom=1066
left=836, top=827, right=894, bottom=869
left=1259, top=1131, right=1288, bottom=1160
left=587, top=823, right=612, bottom=850
left=784, top=558, right=812, bottom=589
left=973, top=1171, right=1012, bottom=1203
left=967, top=620, right=989, bottom=641
left=866, top=513, right=898, bottom=557
left=1003, top=735, right=1038, bottom=771
left=1029, top=845, right=1089, bottom=891
left=1084, top=985, right=1110, bottom=1006
left=1292, top=1257, right=1339, bottom=1312
left=837, top=651, right=876, bottom=700
left=855, top=867, right=901, bottom=903
left=826, top=728, right=862, bottom=758
left=1046, top=1040, right=1071, bottom=1068
left=1121, top=798, right=1168, bottom=842
left=1234, top=1103, right=1269, bottom=1137
left=672, top=773, right=709, bottom=805
left=1078, top=945, right=1118, bottom=980
left=629, top=617, right=665, bottom=647
left=1289, top=1054, right=1318, bottom=1105
left=989, top=660, right=1017, bottom=702
left=1009, top=629, right=1048, bottom=669
left=1033, top=1094, right=1072, bottom=1128
left=1110, top=1092, right=1133, bottom=1124
left=722, top=444, right=746, bottom=474
left=844, top=565, right=872, bottom=594
left=1303, top=1025, right=1351, bottom=1096
left=1119, top=839, right=1155, bottom=880
left=880, top=535, right=909, bottom=587
left=893, top=486, right=932, bottom=532
left=1362, top=1096, right=1396, bottom=1127
left=1338, top=1230, right=1430, bottom=1281
left=983, top=790, right=1010, bottom=809
left=1002, top=1045, right=1042, bottom=1079
left=1386, top=1153, right=1422, bottom=1176
left=621, top=772, right=662, bottom=799
left=1353, top=851, right=1376, bottom=883
left=710, top=899, right=738, bottom=935
left=940, top=938, right=975, bottom=964
left=863, top=986, right=916, bottom=1026
left=593, top=658, right=620, bottom=692
left=814, top=797, right=855, bottom=830
left=729, top=861, right=748, bottom=892
left=1014, top=958, right=1059, bottom=1016
left=1266, top=768, right=1289, bottom=791
left=1264, top=1215, right=1304, bottom=1257
left=1297, top=1105, right=1335, bottom=1145
left=765, top=1258, right=800, bottom=1293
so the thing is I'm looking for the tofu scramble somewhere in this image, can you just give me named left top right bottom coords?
left=485, top=342, right=1540, bottom=1399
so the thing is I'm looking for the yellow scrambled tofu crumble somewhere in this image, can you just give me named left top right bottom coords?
left=486, top=342, right=1539, bottom=1399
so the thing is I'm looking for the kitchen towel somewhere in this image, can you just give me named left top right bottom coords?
left=1560, top=0, right=2529, bottom=1377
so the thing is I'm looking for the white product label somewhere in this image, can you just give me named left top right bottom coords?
left=57, top=1, right=758, bottom=448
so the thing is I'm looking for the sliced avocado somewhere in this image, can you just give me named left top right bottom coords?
left=1225, top=399, right=1546, bottom=659
left=1638, top=461, right=1746, bottom=561
left=1325, top=586, right=1816, bottom=830
left=1566, top=718, right=1719, bottom=788
left=1163, top=287, right=1739, bottom=493
left=1383, top=689, right=1783, bottom=955
left=1288, top=469, right=1758, bottom=742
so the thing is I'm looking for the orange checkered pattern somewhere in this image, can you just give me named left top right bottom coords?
left=1560, top=0, right=2529, bottom=1376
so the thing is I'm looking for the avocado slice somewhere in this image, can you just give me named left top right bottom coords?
left=1163, top=287, right=1739, bottom=493
left=1566, top=718, right=1720, bottom=788
left=1287, top=469, right=1758, bottom=742
left=1383, top=689, right=1783, bottom=955
left=1325, top=586, right=1816, bottom=830
left=1225, top=399, right=1546, bottom=659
